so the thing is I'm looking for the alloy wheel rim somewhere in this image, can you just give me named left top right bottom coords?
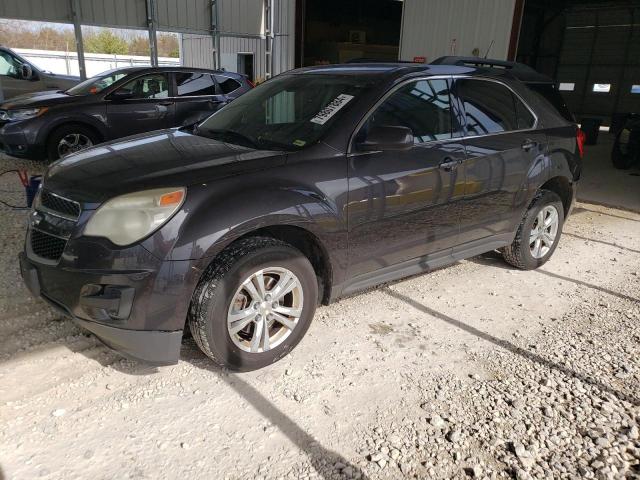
left=529, top=205, right=559, bottom=259
left=58, top=133, right=93, bottom=157
left=227, top=267, right=304, bottom=353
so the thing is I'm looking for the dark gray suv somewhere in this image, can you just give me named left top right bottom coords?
left=19, top=63, right=582, bottom=371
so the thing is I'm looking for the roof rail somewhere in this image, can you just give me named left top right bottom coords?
left=430, top=56, right=553, bottom=84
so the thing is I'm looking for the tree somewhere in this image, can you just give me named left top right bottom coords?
left=128, top=35, right=150, bottom=56
left=84, top=30, right=128, bottom=55
left=157, top=33, right=179, bottom=58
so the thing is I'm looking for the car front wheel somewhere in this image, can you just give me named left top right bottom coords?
left=501, top=190, right=565, bottom=270
left=188, top=237, right=318, bottom=371
left=46, top=124, right=100, bottom=162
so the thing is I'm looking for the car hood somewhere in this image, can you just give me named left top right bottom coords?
left=1, top=91, right=78, bottom=109
left=44, top=129, right=286, bottom=205
left=47, top=73, right=80, bottom=83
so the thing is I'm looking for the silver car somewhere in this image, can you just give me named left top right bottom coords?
left=0, top=47, right=79, bottom=101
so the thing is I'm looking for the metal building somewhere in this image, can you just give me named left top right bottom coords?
left=181, top=0, right=296, bottom=82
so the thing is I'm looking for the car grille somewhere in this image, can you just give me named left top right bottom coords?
left=30, top=230, right=67, bottom=262
left=40, top=190, right=81, bottom=219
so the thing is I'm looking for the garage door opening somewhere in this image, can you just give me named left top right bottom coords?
left=295, top=0, right=403, bottom=67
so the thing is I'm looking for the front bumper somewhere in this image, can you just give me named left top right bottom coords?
left=19, top=248, right=195, bottom=365
left=0, top=121, right=46, bottom=159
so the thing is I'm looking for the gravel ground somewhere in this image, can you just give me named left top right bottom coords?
left=0, top=154, right=639, bottom=480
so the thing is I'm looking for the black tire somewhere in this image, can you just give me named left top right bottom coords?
left=501, top=190, right=565, bottom=270
left=612, top=130, right=634, bottom=170
left=46, top=124, right=101, bottom=162
left=188, top=236, right=318, bottom=371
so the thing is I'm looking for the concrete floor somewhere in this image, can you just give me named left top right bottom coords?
left=577, top=131, right=640, bottom=212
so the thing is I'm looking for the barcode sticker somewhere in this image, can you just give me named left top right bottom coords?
left=310, top=94, right=354, bottom=125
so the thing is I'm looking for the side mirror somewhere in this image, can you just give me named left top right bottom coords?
left=107, top=90, right=134, bottom=101
left=20, top=64, right=34, bottom=80
left=357, top=125, right=414, bottom=152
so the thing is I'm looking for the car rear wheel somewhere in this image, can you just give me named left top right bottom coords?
left=46, top=124, right=100, bottom=162
left=501, top=190, right=565, bottom=270
left=188, top=237, right=318, bottom=371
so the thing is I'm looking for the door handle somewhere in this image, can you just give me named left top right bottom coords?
left=439, top=158, right=460, bottom=172
left=522, top=139, right=537, bottom=152
left=158, top=101, right=174, bottom=106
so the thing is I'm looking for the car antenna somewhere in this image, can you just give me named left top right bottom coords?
left=484, top=40, right=495, bottom=59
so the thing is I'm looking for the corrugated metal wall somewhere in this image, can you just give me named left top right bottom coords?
left=0, top=0, right=212, bottom=33
left=273, top=0, right=295, bottom=75
left=181, top=34, right=215, bottom=69
left=0, top=0, right=72, bottom=24
left=218, top=0, right=264, bottom=35
left=77, top=0, right=146, bottom=29
left=399, top=0, right=516, bottom=62
left=156, top=0, right=212, bottom=34
left=219, top=36, right=267, bottom=78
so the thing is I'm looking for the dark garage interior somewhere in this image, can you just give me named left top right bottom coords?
left=517, top=0, right=640, bottom=124
left=295, top=0, right=403, bottom=67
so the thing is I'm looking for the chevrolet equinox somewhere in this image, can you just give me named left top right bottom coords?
left=19, top=63, right=582, bottom=371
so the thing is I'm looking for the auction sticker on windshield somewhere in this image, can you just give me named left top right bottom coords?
left=310, top=94, right=354, bottom=125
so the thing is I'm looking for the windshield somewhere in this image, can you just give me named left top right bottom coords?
left=197, top=74, right=373, bottom=150
left=66, top=71, right=129, bottom=96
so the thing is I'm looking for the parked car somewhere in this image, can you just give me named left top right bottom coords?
left=0, top=46, right=79, bottom=100
left=0, top=66, right=252, bottom=161
left=19, top=62, right=582, bottom=370
left=611, top=113, right=640, bottom=169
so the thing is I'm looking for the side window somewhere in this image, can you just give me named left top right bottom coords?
left=515, top=96, right=535, bottom=129
left=215, top=75, right=241, bottom=94
left=457, top=79, right=518, bottom=135
left=176, top=72, right=217, bottom=96
left=0, top=51, right=21, bottom=77
left=366, top=79, right=456, bottom=144
left=117, top=74, right=169, bottom=100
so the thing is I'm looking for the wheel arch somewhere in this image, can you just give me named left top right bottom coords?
left=235, top=225, right=333, bottom=305
left=539, top=175, right=573, bottom=217
left=41, top=117, right=107, bottom=147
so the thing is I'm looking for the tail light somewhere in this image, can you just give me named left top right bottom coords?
left=247, top=79, right=256, bottom=88
left=576, top=128, right=586, bottom=158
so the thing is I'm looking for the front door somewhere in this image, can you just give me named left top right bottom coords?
left=453, top=78, right=547, bottom=248
left=106, top=73, right=174, bottom=139
left=0, top=50, right=44, bottom=100
left=347, top=78, right=466, bottom=279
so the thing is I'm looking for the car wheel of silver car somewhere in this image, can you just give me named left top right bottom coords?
left=188, top=236, right=318, bottom=371
left=46, top=124, right=100, bottom=162
left=501, top=189, right=565, bottom=270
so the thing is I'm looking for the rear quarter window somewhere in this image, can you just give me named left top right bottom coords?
left=215, top=75, right=242, bottom=94
left=527, top=84, right=574, bottom=122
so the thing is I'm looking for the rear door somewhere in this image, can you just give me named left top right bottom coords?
left=172, top=71, right=227, bottom=126
left=453, top=78, right=546, bottom=252
left=347, top=78, right=467, bottom=278
left=106, top=73, right=174, bottom=139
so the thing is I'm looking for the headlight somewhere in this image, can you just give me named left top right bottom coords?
left=84, top=188, right=185, bottom=246
left=7, top=107, right=48, bottom=121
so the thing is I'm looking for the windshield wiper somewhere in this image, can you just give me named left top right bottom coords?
left=198, top=128, right=259, bottom=149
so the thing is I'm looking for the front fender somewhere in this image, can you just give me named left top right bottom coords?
left=142, top=176, right=346, bottom=268
left=36, top=110, right=108, bottom=144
